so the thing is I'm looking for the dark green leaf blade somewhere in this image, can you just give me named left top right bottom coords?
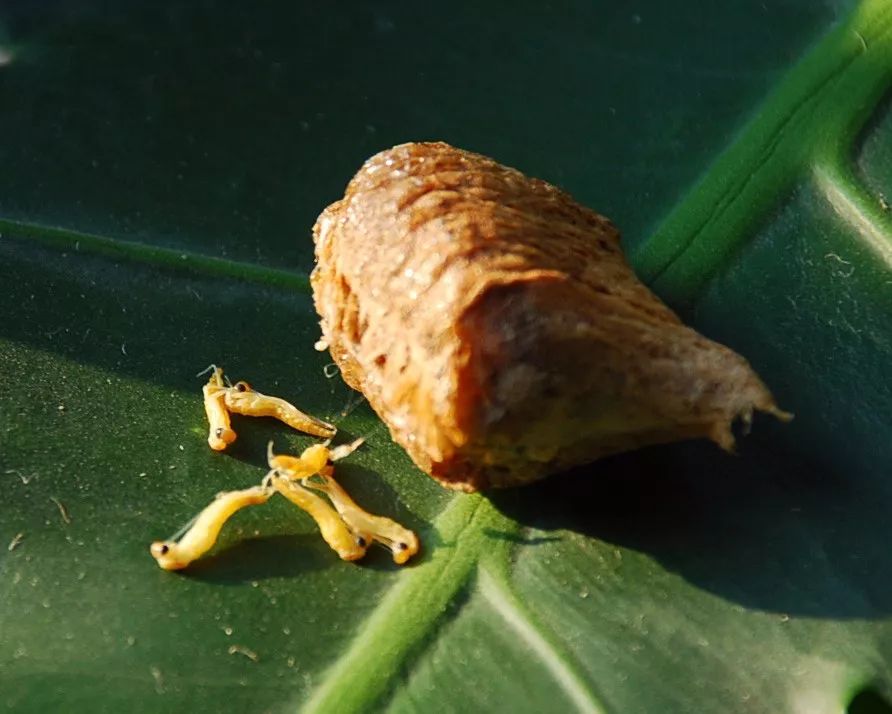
left=2, top=1, right=892, bottom=713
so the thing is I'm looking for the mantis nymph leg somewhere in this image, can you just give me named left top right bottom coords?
left=150, top=486, right=271, bottom=570
left=201, top=366, right=237, bottom=451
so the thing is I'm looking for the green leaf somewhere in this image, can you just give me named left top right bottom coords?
left=2, top=2, right=891, bottom=713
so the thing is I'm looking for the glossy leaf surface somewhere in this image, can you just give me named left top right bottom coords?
left=1, top=2, right=891, bottom=712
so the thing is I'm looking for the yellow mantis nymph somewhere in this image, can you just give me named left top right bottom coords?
left=150, top=486, right=271, bottom=571
left=267, top=475, right=368, bottom=562
left=306, top=472, right=419, bottom=565
left=268, top=441, right=420, bottom=565
left=202, top=374, right=237, bottom=451
left=199, top=365, right=336, bottom=451
left=149, top=440, right=419, bottom=570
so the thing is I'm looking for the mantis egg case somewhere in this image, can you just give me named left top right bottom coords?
left=311, top=142, right=789, bottom=491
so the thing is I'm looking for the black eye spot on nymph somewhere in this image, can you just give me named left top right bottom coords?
left=357, top=537, right=367, bottom=548
left=215, top=427, right=224, bottom=437
left=397, top=542, right=408, bottom=551
left=235, top=382, right=248, bottom=392
left=160, top=544, right=170, bottom=555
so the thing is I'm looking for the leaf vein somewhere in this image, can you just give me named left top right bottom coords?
left=478, top=568, right=608, bottom=714
left=0, top=217, right=309, bottom=292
